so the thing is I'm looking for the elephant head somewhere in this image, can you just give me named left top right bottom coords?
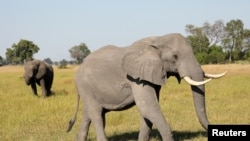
left=123, top=33, right=226, bottom=129
left=24, top=60, right=47, bottom=85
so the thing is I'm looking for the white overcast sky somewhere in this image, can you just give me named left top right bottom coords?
left=0, top=0, right=249, bottom=61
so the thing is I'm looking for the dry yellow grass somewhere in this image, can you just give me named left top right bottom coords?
left=0, top=64, right=249, bottom=141
left=202, top=64, right=250, bottom=74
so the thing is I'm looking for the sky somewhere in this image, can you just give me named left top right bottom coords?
left=0, top=0, right=249, bottom=62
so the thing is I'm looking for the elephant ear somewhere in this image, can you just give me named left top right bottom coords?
left=36, top=61, right=46, bottom=79
left=122, top=46, right=166, bottom=85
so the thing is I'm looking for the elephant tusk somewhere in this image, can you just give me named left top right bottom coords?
left=184, top=76, right=211, bottom=86
left=204, top=71, right=227, bottom=79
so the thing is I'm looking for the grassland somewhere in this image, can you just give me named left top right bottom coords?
left=0, top=64, right=249, bottom=141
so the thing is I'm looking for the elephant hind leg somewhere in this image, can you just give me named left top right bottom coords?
left=90, top=109, right=107, bottom=141
left=45, top=78, right=53, bottom=96
left=78, top=94, right=107, bottom=141
left=76, top=109, right=91, bottom=141
left=30, top=81, right=38, bottom=96
left=86, top=103, right=107, bottom=141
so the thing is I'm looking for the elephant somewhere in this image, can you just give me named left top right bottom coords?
left=23, top=59, right=54, bottom=98
left=67, top=33, right=226, bottom=141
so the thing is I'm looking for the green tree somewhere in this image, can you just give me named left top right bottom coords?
left=243, top=29, right=250, bottom=47
left=186, top=34, right=210, bottom=54
left=195, top=52, right=208, bottom=64
left=69, top=43, right=91, bottom=64
left=5, top=39, right=39, bottom=64
left=222, top=19, right=244, bottom=62
left=206, top=45, right=226, bottom=64
left=240, top=29, right=250, bottom=60
left=202, top=20, right=226, bottom=46
left=59, top=59, right=67, bottom=69
left=0, top=56, right=3, bottom=65
left=186, top=24, right=210, bottom=54
left=44, top=58, right=53, bottom=65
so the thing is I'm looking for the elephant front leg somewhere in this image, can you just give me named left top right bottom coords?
left=138, top=117, right=153, bottom=141
left=30, top=81, right=38, bottom=96
left=132, top=84, right=174, bottom=141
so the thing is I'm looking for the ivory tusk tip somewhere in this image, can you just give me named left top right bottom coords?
left=204, top=71, right=227, bottom=79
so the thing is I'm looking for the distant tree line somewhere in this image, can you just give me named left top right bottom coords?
left=0, top=40, right=91, bottom=67
left=186, top=19, right=250, bottom=64
left=0, top=19, right=249, bottom=66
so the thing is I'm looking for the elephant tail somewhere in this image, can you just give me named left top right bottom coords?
left=66, top=91, right=80, bottom=132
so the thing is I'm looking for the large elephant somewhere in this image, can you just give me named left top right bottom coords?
left=67, top=33, right=226, bottom=141
left=23, top=59, right=54, bottom=98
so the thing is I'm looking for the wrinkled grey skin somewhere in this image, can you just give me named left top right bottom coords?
left=67, top=33, right=211, bottom=141
left=23, top=60, right=54, bottom=98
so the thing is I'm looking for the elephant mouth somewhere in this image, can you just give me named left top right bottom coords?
left=25, top=77, right=34, bottom=85
left=166, top=71, right=227, bottom=86
left=166, top=72, right=181, bottom=83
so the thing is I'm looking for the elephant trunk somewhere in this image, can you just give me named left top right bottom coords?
left=178, top=56, right=210, bottom=129
left=24, top=76, right=31, bottom=85
left=190, top=70, right=209, bottom=129
left=191, top=84, right=209, bottom=129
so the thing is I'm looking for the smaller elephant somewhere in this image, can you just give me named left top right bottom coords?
left=23, top=59, right=54, bottom=98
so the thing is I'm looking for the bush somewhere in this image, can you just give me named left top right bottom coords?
left=58, top=59, right=67, bottom=69
left=195, top=52, right=208, bottom=64
left=206, top=51, right=225, bottom=64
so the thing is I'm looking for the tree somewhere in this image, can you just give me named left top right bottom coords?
left=5, top=39, right=39, bottom=64
left=186, top=33, right=210, bottom=54
left=186, top=24, right=210, bottom=64
left=59, top=59, right=67, bottom=69
left=202, top=20, right=226, bottom=46
left=69, top=43, right=91, bottom=64
left=54, top=61, right=59, bottom=66
left=243, top=29, right=250, bottom=48
left=195, top=52, right=208, bottom=65
left=206, top=45, right=226, bottom=64
left=186, top=19, right=250, bottom=63
left=0, top=56, right=3, bottom=66
left=222, top=19, right=244, bottom=62
left=186, top=24, right=210, bottom=53
left=44, top=58, right=53, bottom=65
left=240, top=29, right=250, bottom=60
